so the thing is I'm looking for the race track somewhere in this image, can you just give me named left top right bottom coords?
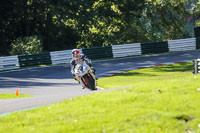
left=0, top=50, right=200, bottom=114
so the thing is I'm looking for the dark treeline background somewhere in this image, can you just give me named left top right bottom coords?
left=0, top=0, right=197, bottom=56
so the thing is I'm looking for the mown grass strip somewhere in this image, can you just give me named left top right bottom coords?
left=0, top=62, right=200, bottom=133
left=0, top=94, right=32, bottom=99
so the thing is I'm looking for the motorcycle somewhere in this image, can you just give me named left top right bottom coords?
left=74, top=61, right=97, bottom=90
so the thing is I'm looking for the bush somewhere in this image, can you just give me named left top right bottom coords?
left=10, top=36, right=43, bottom=55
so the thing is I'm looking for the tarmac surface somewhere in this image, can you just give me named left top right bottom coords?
left=0, top=50, right=200, bottom=114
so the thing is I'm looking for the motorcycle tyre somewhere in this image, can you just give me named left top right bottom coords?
left=83, top=75, right=97, bottom=90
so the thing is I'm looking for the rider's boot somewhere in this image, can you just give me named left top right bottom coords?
left=82, top=84, right=86, bottom=89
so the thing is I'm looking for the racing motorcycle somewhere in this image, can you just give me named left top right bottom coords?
left=74, top=61, right=97, bottom=90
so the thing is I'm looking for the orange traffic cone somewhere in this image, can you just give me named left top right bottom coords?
left=16, top=89, right=19, bottom=96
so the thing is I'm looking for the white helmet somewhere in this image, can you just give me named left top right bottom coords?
left=72, top=49, right=80, bottom=59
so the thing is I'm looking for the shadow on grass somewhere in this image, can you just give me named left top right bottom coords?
left=112, top=72, right=157, bottom=77
left=152, top=62, right=193, bottom=73
left=175, top=115, right=193, bottom=123
left=111, top=62, right=192, bottom=78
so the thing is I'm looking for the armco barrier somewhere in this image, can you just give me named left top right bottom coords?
left=196, top=37, right=200, bottom=49
left=141, top=41, right=168, bottom=54
left=112, top=43, right=141, bottom=58
left=193, top=58, right=200, bottom=74
left=50, top=49, right=82, bottom=64
left=194, top=27, right=200, bottom=38
left=82, top=46, right=113, bottom=59
left=0, top=37, right=199, bottom=70
left=18, top=53, right=52, bottom=67
left=0, top=56, right=19, bottom=70
left=168, top=38, right=196, bottom=52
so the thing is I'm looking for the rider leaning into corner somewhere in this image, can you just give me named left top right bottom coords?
left=70, top=49, right=96, bottom=89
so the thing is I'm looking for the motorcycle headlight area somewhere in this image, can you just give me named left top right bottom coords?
left=84, top=66, right=89, bottom=70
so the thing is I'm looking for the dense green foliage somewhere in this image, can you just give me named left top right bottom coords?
left=9, top=36, right=42, bottom=55
left=0, top=0, right=195, bottom=56
left=194, top=0, right=200, bottom=26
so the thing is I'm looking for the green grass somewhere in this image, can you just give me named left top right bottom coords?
left=0, top=94, right=32, bottom=99
left=0, top=62, right=200, bottom=133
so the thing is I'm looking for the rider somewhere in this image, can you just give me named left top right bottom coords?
left=70, top=49, right=96, bottom=88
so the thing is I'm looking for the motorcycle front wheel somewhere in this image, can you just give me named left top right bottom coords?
left=82, top=74, right=96, bottom=90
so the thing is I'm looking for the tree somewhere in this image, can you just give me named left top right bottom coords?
left=63, top=0, right=146, bottom=47
left=0, top=0, right=190, bottom=56
left=0, top=0, right=78, bottom=56
left=9, top=36, right=42, bottom=55
left=63, top=0, right=189, bottom=48
left=144, top=0, right=189, bottom=41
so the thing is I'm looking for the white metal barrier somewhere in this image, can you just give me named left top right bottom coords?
left=0, top=56, right=19, bottom=71
left=50, top=49, right=83, bottom=65
left=0, top=38, right=198, bottom=70
left=168, top=38, right=196, bottom=52
left=193, top=58, right=200, bottom=74
left=112, top=43, right=141, bottom=58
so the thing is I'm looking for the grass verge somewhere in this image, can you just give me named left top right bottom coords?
left=0, top=62, right=200, bottom=133
left=0, top=94, right=32, bottom=99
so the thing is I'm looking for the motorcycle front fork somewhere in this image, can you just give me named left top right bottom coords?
left=78, top=77, right=87, bottom=88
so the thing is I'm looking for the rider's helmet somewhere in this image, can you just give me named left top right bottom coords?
left=72, top=49, right=81, bottom=59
